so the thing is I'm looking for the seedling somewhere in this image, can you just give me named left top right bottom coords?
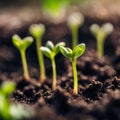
left=41, top=41, right=65, bottom=90
left=42, top=0, right=69, bottom=18
left=0, top=82, right=31, bottom=120
left=12, top=34, right=33, bottom=81
left=67, top=12, right=84, bottom=49
left=90, top=23, right=113, bottom=58
left=0, top=82, right=15, bottom=120
left=41, top=0, right=88, bottom=19
left=60, top=43, right=85, bottom=94
left=29, top=24, right=46, bottom=83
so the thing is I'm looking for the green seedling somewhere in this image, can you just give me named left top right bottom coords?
left=12, top=35, right=33, bottom=81
left=0, top=82, right=31, bottom=120
left=42, top=0, right=69, bottom=18
left=41, top=41, right=65, bottom=90
left=60, top=43, right=85, bottom=94
left=90, top=23, right=113, bottom=58
left=29, top=24, right=46, bottom=83
left=41, top=0, right=88, bottom=19
left=67, top=12, right=84, bottom=49
left=0, top=82, right=15, bottom=120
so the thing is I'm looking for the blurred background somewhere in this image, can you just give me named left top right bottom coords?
left=0, top=0, right=120, bottom=38
left=0, top=0, right=120, bottom=7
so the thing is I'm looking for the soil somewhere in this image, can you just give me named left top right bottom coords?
left=0, top=7, right=120, bottom=120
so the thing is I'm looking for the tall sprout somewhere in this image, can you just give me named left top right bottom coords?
left=60, top=43, right=86, bottom=94
left=29, top=24, right=46, bottom=83
left=67, top=12, right=84, bottom=49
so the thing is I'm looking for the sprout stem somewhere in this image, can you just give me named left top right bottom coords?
left=36, top=37, right=46, bottom=83
left=72, top=58, right=78, bottom=94
left=72, top=26, right=79, bottom=49
left=20, top=50, right=30, bottom=81
left=51, top=57, right=57, bottom=90
left=97, top=33, right=105, bottom=58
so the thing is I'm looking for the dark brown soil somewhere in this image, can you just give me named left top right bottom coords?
left=0, top=8, right=120, bottom=120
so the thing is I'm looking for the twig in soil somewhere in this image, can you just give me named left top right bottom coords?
left=29, top=24, right=46, bottom=84
left=60, top=43, right=85, bottom=94
left=12, top=35, right=33, bottom=81
left=90, top=23, right=113, bottom=58
left=41, top=41, right=65, bottom=90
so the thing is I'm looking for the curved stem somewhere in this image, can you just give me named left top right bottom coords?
left=20, top=50, right=30, bottom=81
left=72, top=58, right=78, bottom=94
left=51, top=57, right=57, bottom=90
left=36, top=37, right=46, bottom=83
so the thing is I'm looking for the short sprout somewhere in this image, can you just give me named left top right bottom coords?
left=90, top=23, right=113, bottom=58
left=60, top=43, right=86, bottom=94
left=12, top=34, right=33, bottom=81
left=29, top=24, right=46, bottom=83
left=67, top=12, right=84, bottom=49
left=41, top=41, right=65, bottom=90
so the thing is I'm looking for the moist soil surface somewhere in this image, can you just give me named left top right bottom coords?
left=0, top=9, right=120, bottom=120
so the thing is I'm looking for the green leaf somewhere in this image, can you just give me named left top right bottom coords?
left=73, top=43, right=85, bottom=58
left=66, top=47, right=72, bottom=53
left=22, top=37, right=33, bottom=50
left=67, top=12, right=84, bottom=29
left=59, top=46, right=69, bottom=57
left=90, top=24, right=100, bottom=37
left=54, top=42, right=65, bottom=55
left=66, top=47, right=73, bottom=58
left=101, top=23, right=113, bottom=35
left=59, top=46, right=73, bottom=59
left=29, top=24, right=45, bottom=39
left=40, top=47, right=51, bottom=58
left=90, top=23, right=113, bottom=39
left=12, top=34, right=22, bottom=49
left=1, top=82, right=15, bottom=95
left=12, top=35, right=33, bottom=51
left=46, top=41, right=54, bottom=51
left=41, top=41, right=65, bottom=59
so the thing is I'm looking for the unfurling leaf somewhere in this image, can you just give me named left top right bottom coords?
left=46, top=41, right=54, bottom=51
left=60, top=43, right=85, bottom=59
left=40, top=47, right=51, bottom=58
left=59, top=46, right=71, bottom=58
left=12, top=35, right=33, bottom=51
left=54, top=42, right=65, bottom=54
left=73, top=43, right=85, bottom=58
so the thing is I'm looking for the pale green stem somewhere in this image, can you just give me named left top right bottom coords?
left=71, top=58, right=78, bottom=94
left=51, top=57, right=57, bottom=90
left=71, top=26, right=79, bottom=49
left=97, top=33, right=105, bottom=58
left=36, top=37, right=46, bottom=83
left=20, top=50, right=30, bottom=81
